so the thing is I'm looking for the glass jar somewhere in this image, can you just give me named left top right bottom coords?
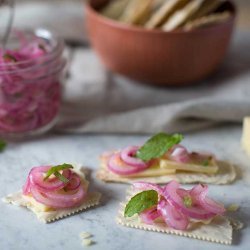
left=0, top=29, right=66, bottom=138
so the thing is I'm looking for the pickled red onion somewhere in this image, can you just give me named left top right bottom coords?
left=65, top=173, right=81, bottom=191
left=158, top=200, right=189, bottom=230
left=130, top=181, right=225, bottom=230
left=140, top=207, right=160, bottom=225
left=190, top=184, right=225, bottom=215
left=29, top=166, right=71, bottom=192
left=30, top=185, right=85, bottom=208
left=22, top=165, right=86, bottom=209
left=198, top=195, right=225, bottom=215
left=133, top=181, right=163, bottom=194
left=0, top=30, right=64, bottom=135
left=163, top=181, right=215, bottom=220
left=107, top=153, right=149, bottom=175
left=169, top=145, right=190, bottom=163
left=120, top=146, right=149, bottom=168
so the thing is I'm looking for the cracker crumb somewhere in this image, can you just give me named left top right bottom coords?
left=82, top=238, right=94, bottom=247
left=80, top=232, right=92, bottom=239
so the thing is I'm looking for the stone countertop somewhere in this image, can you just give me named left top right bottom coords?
left=0, top=124, right=250, bottom=250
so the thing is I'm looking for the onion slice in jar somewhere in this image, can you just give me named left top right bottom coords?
left=120, top=146, right=149, bottom=168
left=107, top=153, right=149, bottom=175
left=158, top=200, right=189, bottom=230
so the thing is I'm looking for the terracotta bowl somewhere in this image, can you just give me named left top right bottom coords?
left=85, top=0, right=236, bottom=86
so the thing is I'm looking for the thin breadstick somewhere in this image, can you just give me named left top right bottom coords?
left=184, top=11, right=231, bottom=31
left=162, top=0, right=206, bottom=31
left=145, top=0, right=190, bottom=29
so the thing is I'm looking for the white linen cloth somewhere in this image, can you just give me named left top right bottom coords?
left=4, top=1, right=250, bottom=133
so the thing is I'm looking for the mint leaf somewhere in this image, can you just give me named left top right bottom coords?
left=0, top=139, right=7, bottom=152
left=54, top=171, right=70, bottom=184
left=124, top=190, right=158, bottom=217
left=136, top=132, right=184, bottom=162
left=202, top=156, right=213, bottom=167
left=44, top=163, right=73, bottom=181
left=202, top=159, right=209, bottom=167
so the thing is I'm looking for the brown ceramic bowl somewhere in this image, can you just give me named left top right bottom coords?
left=85, top=0, right=236, bottom=86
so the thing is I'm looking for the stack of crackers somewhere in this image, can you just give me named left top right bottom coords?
left=100, top=0, right=232, bottom=31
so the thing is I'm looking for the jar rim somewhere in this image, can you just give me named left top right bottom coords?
left=0, top=28, right=64, bottom=66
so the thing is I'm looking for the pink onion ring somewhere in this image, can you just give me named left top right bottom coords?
left=107, top=153, right=149, bottom=175
left=140, top=207, right=160, bottom=225
left=22, top=165, right=88, bottom=209
left=30, top=185, right=85, bottom=208
left=120, top=146, right=150, bottom=168
left=189, top=184, right=225, bottom=214
left=65, top=173, right=81, bottom=191
left=198, top=195, right=225, bottom=215
left=29, top=166, right=71, bottom=192
left=163, top=181, right=215, bottom=220
left=158, top=200, right=189, bottom=230
left=133, top=181, right=164, bottom=194
left=22, top=177, right=31, bottom=195
left=169, top=145, right=190, bottom=163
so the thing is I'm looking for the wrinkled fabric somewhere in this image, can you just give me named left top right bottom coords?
left=6, top=1, right=250, bottom=134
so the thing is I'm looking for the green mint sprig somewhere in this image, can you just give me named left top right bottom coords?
left=0, top=139, right=7, bottom=152
left=124, top=190, right=158, bottom=217
left=136, top=132, right=184, bottom=162
left=44, top=163, right=73, bottom=183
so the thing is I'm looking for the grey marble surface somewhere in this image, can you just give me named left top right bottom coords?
left=0, top=124, right=250, bottom=250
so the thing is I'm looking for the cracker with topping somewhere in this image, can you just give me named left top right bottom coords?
left=2, top=164, right=101, bottom=223
left=117, top=185, right=233, bottom=245
left=97, top=133, right=236, bottom=185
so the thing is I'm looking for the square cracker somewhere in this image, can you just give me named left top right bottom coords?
left=2, top=165, right=101, bottom=223
left=117, top=193, right=233, bottom=245
left=3, top=191, right=101, bottom=223
left=97, top=157, right=236, bottom=185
